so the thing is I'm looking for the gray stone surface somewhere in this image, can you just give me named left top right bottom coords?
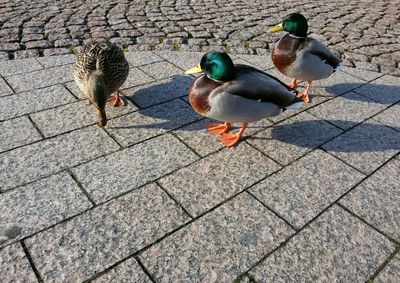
left=249, top=206, right=395, bottom=282
left=249, top=112, right=343, bottom=165
left=159, top=142, right=280, bottom=216
left=0, top=126, right=119, bottom=190
left=0, top=77, right=13, bottom=96
left=307, top=91, right=387, bottom=130
left=154, top=51, right=203, bottom=70
left=313, top=70, right=366, bottom=96
left=0, top=243, right=37, bottom=283
left=73, top=134, right=198, bottom=203
left=341, top=66, right=383, bottom=82
left=105, top=99, right=201, bottom=147
left=93, top=258, right=151, bottom=283
left=373, top=103, right=400, bottom=131
left=36, top=54, right=76, bottom=68
left=120, top=67, right=154, bottom=89
left=323, top=119, right=400, bottom=174
left=25, top=183, right=190, bottom=282
left=0, top=85, right=76, bottom=120
left=249, top=150, right=365, bottom=229
left=354, top=77, right=400, bottom=104
left=138, top=61, right=183, bottom=80
left=30, top=99, right=138, bottom=137
left=0, top=58, right=42, bottom=76
left=0, top=172, right=92, bottom=247
left=140, top=193, right=294, bottom=282
left=64, top=81, right=85, bottom=100
left=125, top=51, right=163, bottom=67
left=340, top=158, right=400, bottom=241
left=375, top=253, right=400, bottom=283
left=0, top=116, right=42, bottom=153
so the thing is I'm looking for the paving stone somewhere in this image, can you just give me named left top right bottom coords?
left=140, top=193, right=294, bottom=282
left=340, top=158, right=400, bottom=241
left=313, top=70, right=366, bottom=97
left=353, top=77, right=400, bottom=104
left=341, top=66, right=382, bottom=81
left=154, top=51, right=203, bottom=70
left=308, top=92, right=387, bottom=130
left=0, top=126, right=119, bottom=190
left=0, top=85, right=76, bottom=120
left=0, top=77, right=13, bottom=96
left=0, top=116, right=42, bottom=153
left=0, top=243, right=37, bottom=283
left=65, top=81, right=85, bottom=99
left=127, top=75, right=193, bottom=108
left=249, top=150, right=365, bottom=229
left=160, top=142, right=280, bottom=216
left=249, top=205, right=395, bottom=282
left=93, top=258, right=151, bottom=283
left=5, top=64, right=74, bottom=93
left=322, top=119, right=400, bottom=174
left=105, top=99, right=201, bottom=147
left=36, top=54, right=76, bottom=67
left=120, top=67, right=154, bottom=89
left=125, top=51, right=163, bottom=67
left=375, top=253, right=400, bottom=283
left=0, top=58, right=43, bottom=76
left=25, top=183, right=190, bottom=282
left=138, top=61, right=182, bottom=80
left=73, top=134, right=198, bottom=203
left=0, top=172, right=92, bottom=247
left=249, top=112, right=343, bottom=165
left=237, top=54, right=274, bottom=70
left=373, top=103, right=400, bottom=131
left=30, top=100, right=138, bottom=138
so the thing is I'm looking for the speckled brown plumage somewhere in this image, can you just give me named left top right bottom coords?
left=189, top=75, right=222, bottom=115
left=272, top=34, right=306, bottom=75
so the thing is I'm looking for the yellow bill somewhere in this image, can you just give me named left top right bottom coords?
left=268, top=23, right=284, bottom=33
left=185, top=64, right=203, bottom=74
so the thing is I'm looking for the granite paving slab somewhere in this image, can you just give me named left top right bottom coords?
left=353, top=76, right=400, bottom=105
left=249, top=205, right=396, bottom=282
left=340, top=158, right=400, bottom=241
left=375, top=252, right=400, bottom=283
left=154, top=51, right=203, bottom=70
left=25, top=183, right=190, bottom=282
left=340, top=66, right=383, bottom=82
left=120, top=67, right=154, bottom=89
left=0, top=172, right=92, bottom=247
left=0, top=77, right=13, bottom=96
left=138, top=61, right=183, bottom=80
left=140, top=193, right=294, bottom=282
left=372, top=102, right=400, bottom=131
left=125, top=51, right=163, bottom=67
left=0, top=58, right=43, bottom=76
left=36, top=54, right=76, bottom=68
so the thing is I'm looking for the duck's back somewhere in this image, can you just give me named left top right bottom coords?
left=74, top=41, right=129, bottom=96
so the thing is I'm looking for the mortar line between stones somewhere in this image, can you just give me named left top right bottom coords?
left=27, top=115, right=46, bottom=139
left=169, top=131, right=202, bottom=159
left=21, top=241, right=44, bottom=283
left=1, top=74, right=16, bottom=94
left=66, top=168, right=97, bottom=207
left=368, top=246, right=400, bottom=282
left=134, top=255, right=157, bottom=283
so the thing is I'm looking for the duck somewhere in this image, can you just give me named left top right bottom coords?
left=73, top=40, right=129, bottom=126
left=185, top=51, right=304, bottom=147
left=268, top=13, right=340, bottom=103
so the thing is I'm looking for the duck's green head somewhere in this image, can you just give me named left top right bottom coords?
left=185, top=51, right=235, bottom=81
left=268, top=13, right=308, bottom=37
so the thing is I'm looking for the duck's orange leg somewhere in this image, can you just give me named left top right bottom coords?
left=218, top=123, right=247, bottom=147
left=296, top=80, right=311, bottom=103
left=107, top=90, right=126, bottom=107
left=288, top=79, right=298, bottom=89
left=206, top=122, right=231, bottom=135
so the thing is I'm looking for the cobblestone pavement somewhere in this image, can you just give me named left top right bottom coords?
left=0, top=51, right=400, bottom=282
left=0, top=0, right=399, bottom=76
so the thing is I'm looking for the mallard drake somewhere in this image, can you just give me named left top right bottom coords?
left=73, top=40, right=129, bottom=126
left=268, top=13, right=340, bottom=103
left=185, top=51, right=303, bottom=147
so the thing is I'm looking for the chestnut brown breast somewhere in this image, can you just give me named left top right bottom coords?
left=188, top=75, right=223, bottom=115
left=272, top=34, right=306, bottom=75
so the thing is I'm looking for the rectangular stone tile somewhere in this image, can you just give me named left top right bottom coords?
left=249, top=205, right=395, bottom=282
left=0, top=85, right=76, bottom=120
left=140, top=193, right=294, bottom=282
left=159, top=142, right=280, bottom=216
left=125, top=51, right=163, bottom=67
left=341, top=66, right=382, bottom=82
left=0, top=58, right=43, bottom=76
left=0, top=126, right=119, bottom=190
left=0, top=172, right=92, bottom=247
left=373, top=103, right=400, bottom=131
left=105, top=99, right=201, bottom=147
left=73, top=134, right=198, bottom=203
left=249, top=150, right=365, bottom=229
left=312, top=70, right=366, bottom=96
left=375, top=253, right=400, bottom=283
left=322, top=119, right=400, bottom=174
left=308, top=91, right=387, bottom=130
left=65, top=81, right=85, bottom=100
left=353, top=77, right=400, bottom=104
left=236, top=54, right=274, bottom=70
left=25, top=183, right=190, bottom=283
left=249, top=112, right=343, bottom=165
left=0, top=116, right=42, bottom=153
left=340, top=158, right=400, bottom=241
left=0, top=77, right=13, bottom=96
left=30, top=100, right=138, bottom=138
left=154, top=51, right=203, bottom=70
left=381, top=74, right=400, bottom=85
left=93, top=258, right=151, bottom=283
left=138, top=61, right=182, bottom=80
left=6, top=64, right=74, bottom=93
left=127, top=75, right=193, bottom=108
left=36, top=54, right=76, bottom=68
left=0, top=243, right=37, bottom=283
left=120, top=67, right=154, bottom=89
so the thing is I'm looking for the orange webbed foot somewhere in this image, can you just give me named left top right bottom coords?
left=296, top=92, right=310, bottom=103
left=288, top=79, right=298, bottom=89
left=218, top=122, right=247, bottom=147
left=107, top=92, right=126, bottom=107
left=206, top=122, right=231, bottom=135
